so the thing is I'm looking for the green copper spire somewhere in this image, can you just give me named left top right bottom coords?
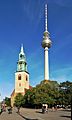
left=19, top=44, right=26, bottom=62
left=17, top=44, right=27, bottom=72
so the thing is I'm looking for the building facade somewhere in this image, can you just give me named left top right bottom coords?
left=11, top=45, right=30, bottom=107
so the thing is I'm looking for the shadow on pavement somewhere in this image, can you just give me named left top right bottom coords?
left=60, top=115, right=71, bottom=118
left=36, top=111, right=43, bottom=114
left=17, top=112, right=38, bottom=120
left=60, top=109, right=71, bottom=112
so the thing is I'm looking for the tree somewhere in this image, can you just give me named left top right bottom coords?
left=5, top=97, right=11, bottom=106
left=13, top=80, right=72, bottom=109
left=14, top=93, right=24, bottom=107
left=23, top=80, right=59, bottom=107
left=59, top=81, right=72, bottom=106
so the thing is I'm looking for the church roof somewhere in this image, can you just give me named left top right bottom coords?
left=11, top=89, right=15, bottom=97
left=11, top=85, right=32, bottom=97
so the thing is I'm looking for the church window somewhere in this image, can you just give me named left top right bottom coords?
left=19, top=83, right=21, bottom=87
left=18, top=74, right=21, bottom=80
left=26, top=75, right=28, bottom=81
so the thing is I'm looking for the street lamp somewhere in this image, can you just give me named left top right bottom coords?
left=0, top=93, right=1, bottom=114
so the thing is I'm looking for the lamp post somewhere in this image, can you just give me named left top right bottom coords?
left=0, top=93, right=1, bottom=114
left=67, top=85, right=72, bottom=119
left=71, top=95, right=72, bottom=120
left=61, top=87, right=66, bottom=108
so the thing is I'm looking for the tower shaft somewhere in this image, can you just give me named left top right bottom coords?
left=42, top=4, right=52, bottom=81
left=44, top=47, right=49, bottom=80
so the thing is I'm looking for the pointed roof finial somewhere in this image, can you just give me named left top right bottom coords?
left=45, top=4, right=48, bottom=32
left=21, top=44, right=24, bottom=54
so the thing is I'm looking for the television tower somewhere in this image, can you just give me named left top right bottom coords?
left=42, top=4, right=52, bottom=80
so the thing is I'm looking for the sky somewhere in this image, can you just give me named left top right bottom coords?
left=0, top=0, right=72, bottom=100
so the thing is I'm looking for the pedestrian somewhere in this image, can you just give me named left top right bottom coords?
left=46, top=104, right=48, bottom=113
left=52, top=106, right=54, bottom=112
left=8, top=106, right=12, bottom=114
left=42, top=106, right=45, bottom=113
left=17, top=106, right=20, bottom=114
left=55, top=105, right=57, bottom=111
left=0, top=105, right=2, bottom=115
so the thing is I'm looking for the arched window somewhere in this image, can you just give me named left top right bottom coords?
left=18, top=74, right=21, bottom=80
left=26, top=75, right=28, bottom=81
left=19, top=83, right=21, bottom=87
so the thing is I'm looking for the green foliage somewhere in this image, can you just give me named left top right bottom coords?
left=14, top=93, right=24, bottom=107
left=23, top=80, right=59, bottom=107
left=5, top=97, right=11, bottom=106
left=59, top=81, right=72, bottom=106
left=13, top=80, right=72, bottom=108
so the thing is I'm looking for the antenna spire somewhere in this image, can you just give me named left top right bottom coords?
left=45, top=4, right=48, bottom=32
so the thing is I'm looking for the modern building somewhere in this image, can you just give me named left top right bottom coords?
left=42, top=4, right=52, bottom=80
left=11, top=45, right=31, bottom=107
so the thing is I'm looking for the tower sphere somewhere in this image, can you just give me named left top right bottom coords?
left=42, top=31, right=52, bottom=48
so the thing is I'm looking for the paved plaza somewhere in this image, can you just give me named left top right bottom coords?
left=0, top=107, right=71, bottom=120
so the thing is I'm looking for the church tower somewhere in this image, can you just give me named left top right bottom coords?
left=15, top=44, right=29, bottom=95
left=11, top=45, right=30, bottom=107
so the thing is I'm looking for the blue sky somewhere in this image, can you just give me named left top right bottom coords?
left=0, top=0, right=72, bottom=100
